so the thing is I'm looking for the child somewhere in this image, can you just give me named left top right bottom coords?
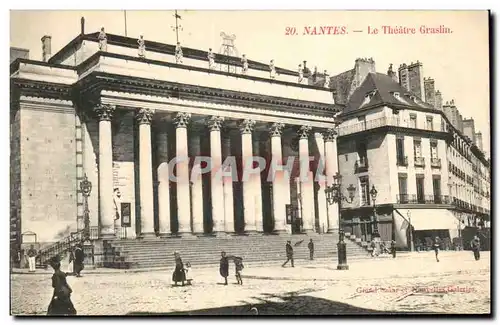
left=234, top=257, right=244, bottom=285
left=184, top=262, right=193, bottom=285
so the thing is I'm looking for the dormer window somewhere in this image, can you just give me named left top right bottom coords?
left=361, top=90, right=376, bottom=107
left=392, top=92, right=400, bottom=98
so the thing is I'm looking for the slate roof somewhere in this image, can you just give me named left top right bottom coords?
left=344, top=72, right=433, bottom=114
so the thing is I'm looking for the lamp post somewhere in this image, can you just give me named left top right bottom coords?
left=80, top=174, right=92, bottom=241
left=325, top=172, right=356, bottom=270
left=407, top=210, right=414, bottom=252
left=369, top=185, right=380, bottom=240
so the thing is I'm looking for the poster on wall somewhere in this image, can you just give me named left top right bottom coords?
left=121, top=203, right=131, bottom=227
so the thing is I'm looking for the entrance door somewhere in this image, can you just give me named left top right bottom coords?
left=360, top=219, right=373, bottom=242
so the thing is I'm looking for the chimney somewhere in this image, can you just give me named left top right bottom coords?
left=434, top=90, right=443, bottom=110
left=41, top=35, right=52, bottom=62
left=407, top=61, right=425, bottom=102
left=398, top=63, right=410, bottom=91
left=81, top=17, right=85, bottom=35
left=354, top=57, right=376, bottom=89
left=387, top=63, right=398, bottom=83
left=303, top=60, right=311, bottom=77
left=424, top=77, right=436, bottom=108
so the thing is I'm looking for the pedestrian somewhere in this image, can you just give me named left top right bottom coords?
left=27, top=244, right=37, bottom=272
left=308, top=239, right=314, bottom=260
left=47, top=255, right=77, bottom=315
left=172, top=252, right=186, bottom=286
left=282, top=241, right=294, bottom=267
left=184, top=262, right=193, bottom=285
left=391, top=240, right=396, bottom=258
left=73, top=244, right=85, bottom=277
left=234, top=257, right=244, bottom=285
left=433, top=236, right=440, bottom=262
left=370, top=240, right=378, bottom=257
left=220, top=251, right=229, bottom=285
left=67, top=246, right=75, bottom=275
left=471, top=235, right=481, bottom=261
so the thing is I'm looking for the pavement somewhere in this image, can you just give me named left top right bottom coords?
left=10, top=251, right=490, bottom=315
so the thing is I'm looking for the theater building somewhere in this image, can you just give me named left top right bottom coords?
left=10, top=30, right=345, bottom=254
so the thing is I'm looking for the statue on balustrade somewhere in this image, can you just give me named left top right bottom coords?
left=241, top=54, right=248, bottom=74
left=113, top=188, right=122, bottom=221
left=137, top=35, right=146, bottom=58
left=269, top=59, right=276, bottom=79
left=298, top=64, right=303, bottom=83
left=324, top=70, right=330, bottom=88
left=98, top=27, right=107, bottom=51
left=207, top=48, right=215, bottom=69
left=175, top=42, right=183, bottom=63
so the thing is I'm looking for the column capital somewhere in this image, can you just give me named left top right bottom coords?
left=136, top=108, right=154, bottom=125
left=94, top=104, right=115, bottom=121
left=323, top=128, right=338, bottom=142
left=174, top=112, right=191, bottom=128
left=239, top=119, right=256, bottom=134
left=297, top=125, right=312, bottom=139
left=269, top=122, right=285, bottom=137
left=207, top=116, right=225, bottom=132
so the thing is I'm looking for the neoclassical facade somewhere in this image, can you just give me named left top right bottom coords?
left=10, top=31, right=343, bottom=244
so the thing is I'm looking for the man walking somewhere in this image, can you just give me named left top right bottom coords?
left=282, top=241, right=294, bottom=268
left=27, top=245, right=37, bottom=272
left=308, top=239, right=314, bottom=260
left=390, top=240, right=397, bottom=258
left=471, top=235, right=481, bottom=261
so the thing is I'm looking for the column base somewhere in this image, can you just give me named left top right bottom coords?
left=327, top=228, right=339, bottom=234
left=213, top=231, right=230, bottom=237
left=337, top=264, right=349, bottom=270
left=138, top=232, right=157, bottom=240
left=177, top=232, right=196, bottom=238
left=273, top=229, right=287, bottom=235
left=158, top=233, right=172, bottom=238
left=245, top=230, right=260, bottom=236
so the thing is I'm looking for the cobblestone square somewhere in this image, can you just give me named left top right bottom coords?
left=11, top=251, right=490, bottom=315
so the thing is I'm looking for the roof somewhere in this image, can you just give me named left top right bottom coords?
left=329, top=69, right=355, bottom=105
left=344, top=72, right=433, bottom=114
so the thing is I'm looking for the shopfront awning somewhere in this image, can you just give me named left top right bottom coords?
left=395, top=209, right=460, bottom=231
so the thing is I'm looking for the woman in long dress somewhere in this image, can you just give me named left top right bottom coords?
left=172, top=252, right=186, bottom=286
left=47, top=256, right=77, bottom=315
left=219, top=251, right=229, bottom=285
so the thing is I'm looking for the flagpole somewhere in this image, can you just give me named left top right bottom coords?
left=124, top=10, right=128, bottom=36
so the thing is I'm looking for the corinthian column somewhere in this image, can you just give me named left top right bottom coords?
left=94, top=104, right=116, bottom=239
left=174, top=112, right=192, bottom=235
left=253, top=135, right=264, bottom=232
left=190, top=131, right=204, bottom=235
left=208, top=116, right=225, bottom=235
left=156, top=118, right=171, bottom=237
left=240, top=119, right=257, bottom=233
left=136, top=108, right=155, bottom=238
left=222, top=134, right=235, bottom=233
left=298, top=125, right=315, bottom=234
left=314, top=132, right=328, bottom=234
left=269, top=122, right=286, bottom=233
left=324, top=128, right=340, bottom=232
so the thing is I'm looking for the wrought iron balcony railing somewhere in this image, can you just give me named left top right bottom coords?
left=397, top=194, right=451, bottom=205
left=430, top=158, right=441, bottom=168
left=396, top=155, right=408, bottom=167
left=414, top=156, right=425, bottom=167
left=354, top=157, right=369, bottom=173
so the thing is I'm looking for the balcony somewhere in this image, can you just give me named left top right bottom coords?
left=414, top=156, right=425, bottom=167
left=396, top=194, right=451, bottom=204
left=430, top=158, right=441, bottom=168
left=396, top=155, right=408, bottom=167
left=354, top=157, right=369, bottom=173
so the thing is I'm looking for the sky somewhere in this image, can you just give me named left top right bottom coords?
left=10, top=10, right=490, bottom=154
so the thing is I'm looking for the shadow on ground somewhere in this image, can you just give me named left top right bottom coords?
left=126, top=290, right=411, bottom=315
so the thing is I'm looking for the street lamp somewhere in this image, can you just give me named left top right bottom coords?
left=80, top=174, right=92, bottom=241
left=407, top=210, right=414, bottom=252
left=325, top=172, right=356, bottom=270
left=369, top=185, right=380, bottom=239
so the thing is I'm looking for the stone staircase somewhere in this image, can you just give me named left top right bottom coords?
left=106, top=233, right=370, bottom=269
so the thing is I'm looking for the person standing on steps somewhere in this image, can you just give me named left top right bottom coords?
left=220, top=251, right=230, bottom=285
left=433, top=236, right=441, bottom=262
left=391, top=240, right=397, bottom=258
left=282, top=241, right=294, bottom=268
left=471, top=235, right=481, bottom=261
left=308, top=239, right=314, bottom=260
left=172, top=251, right=186, bottom=286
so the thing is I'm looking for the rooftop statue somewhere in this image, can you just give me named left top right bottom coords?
left=241, top=54, right=248, bottom=75
left=175, top=42, right=183, bottom=64
left=98, top=27, right=107, bottom=51
left=208, top=48, right=215, bottom=70
left=324, top=70, right=330, bottom=88
left=137, top=35, right=146, bottom=58
left=298, top=64, right=303, bottom=83
left=269, top=60, right=276, bottom=79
